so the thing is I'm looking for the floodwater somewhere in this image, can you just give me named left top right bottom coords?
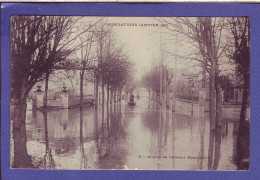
left=11, top=98, right=247, bottom=170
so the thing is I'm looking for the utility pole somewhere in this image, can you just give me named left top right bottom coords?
left=172, top=36, right=178, bottom=112
left=149, top=54, right=153, bottom=103
left=166, top=67, right=170, bottom=108
left=159, top=31, right=163, bottom=105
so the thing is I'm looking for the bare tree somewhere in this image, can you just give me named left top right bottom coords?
left=92, top=20, right=111, bottom=106
left=156, top=17, right=228, bottom=129
left=10, top=16, right=79, bottom=167
left=10, top=15, right=101, bottom=167
left=95, top=30, right=133, bottom=105
left=141, top=64, right=173, bottom=103
left=34, top=17, right=104, bottom=109
left=78, top=25, right=95, bottom=108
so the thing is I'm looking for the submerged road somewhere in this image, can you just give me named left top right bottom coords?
left=11, top=97, right=243, bottom=170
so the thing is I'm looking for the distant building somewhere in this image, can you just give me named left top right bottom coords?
left=233, top=84, right=243, bottom=103
left=134, top=87, right=149, bottom=99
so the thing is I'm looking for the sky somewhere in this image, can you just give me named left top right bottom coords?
left=104, top=17, right=165, bottom=79
left=75, top=17, right=236, bottom=81
left=102, top=17, right=194, bottom=80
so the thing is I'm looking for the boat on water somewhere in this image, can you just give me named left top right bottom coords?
left=128, top=95, right=136, bottom=105
left=128, top=101, right=136, bottom=105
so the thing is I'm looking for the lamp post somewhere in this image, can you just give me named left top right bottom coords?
left=191, top=83, right=195, bottom=115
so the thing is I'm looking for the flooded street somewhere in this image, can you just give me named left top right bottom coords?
left=12, top=97, right=242, bottom=170
left=8, top=14, right=251, bottom=178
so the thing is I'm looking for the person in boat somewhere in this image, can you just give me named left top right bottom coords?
left=130, top=94, right=135, bottom=102
left=137, top=94, right=140, bottom=99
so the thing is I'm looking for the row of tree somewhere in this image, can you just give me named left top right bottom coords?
left=140, top=17, right=249, bottom=165
left=153, top=17, right=250, bottom=130
left=140, top=65, right=173, bottom=106
left=10, top=16, right=133, bottom=168
left=94, top=25, right=133, bottom=107
left=57, top=19, right=134, bottom=108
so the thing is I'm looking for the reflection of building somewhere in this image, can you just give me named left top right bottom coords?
left=233, top=84, right=243, bottom=103
left=25, top=109, right=98, bottom=156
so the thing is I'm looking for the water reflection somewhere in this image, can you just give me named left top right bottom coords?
left=12, top=99, right=247, bottom=170
left=79, top=109, right=87, bottom=169
left=198, top=108, right=205, bottom=170
left=43, top=111, right=55, bottom=169
left=207, top=129, right=221, bottom=170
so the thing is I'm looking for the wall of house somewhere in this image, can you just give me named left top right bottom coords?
left=234, top=88, right=243, bottom=103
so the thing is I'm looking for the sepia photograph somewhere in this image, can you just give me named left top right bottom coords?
left=10, top=16, right=250, bottom=170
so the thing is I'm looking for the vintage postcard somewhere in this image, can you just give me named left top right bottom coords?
left=9, top=15, right=250, bottom=171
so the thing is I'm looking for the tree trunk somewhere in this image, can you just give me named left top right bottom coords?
left=207, top=129, right=215, bottom=169
left=240, top=73, right=250, bottom=126
left=102, top=83, right=105, bottom=106
left=159, top=67, right=163, bottom=105
left=113, top=91, right=116, bottom=103
left=212, top=128, right=222, bottom=170
left=110, top=90, right=113, bottom=104
left=80, top=70, right=84, bottom=109
left=216, top=82, right=222, bottom=128
left=43, top=72, right=50, bottom=108
left=202, top=60, right=206, bottom=89
left=166, top=69, right=170, bottom=108
left=236, top=73, right=250, bottom=167
left=12, top=76, right=37, bottom=167
left=209, top=60, right=217, bottom=130
left=215, top=57, right=222, bottom=128
left=119, top=90, right=122, bottom=102
left=12, top=97, right=32, bottom=168
left=149, top=88, right=151, bottom=102
left=107, top=85, right=110, bottom=105
left=94, top=105, right=99, bottom=140
left=43, top=111, right=55, bottom=169
left=95, top=77, right=99, bottom=107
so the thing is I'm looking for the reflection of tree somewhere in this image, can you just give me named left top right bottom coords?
left=157, top=109, right=163, bottom=170
left=95, top=103, right=127, bottom=169
left=171, top=112, right=176, bottom=169
left=208, top=128, right=222, bottom=170
left=231, top=122, right=238, bottom=165
left=95, top=105, right=109, bottom=162
left=158, top=108, right=170, bottom=170
left=94, top=106, right=99, bottom=141
left=164, top=111, right=170, bottom=146
left=236, top=121, right=249, bottom=170
left=174, top=114, right=193, bottom=129
left=141, top=111, right=160, bottom=132
left=228, top=120, right=249, bottom=170
left=198, top=113, right=205, bottom=170
left=213, top=129, right=221, bottom=170
left=141, top=106, right=172, bottom=169
left=208, top=130, right=214, bottom=169
left=79, top=109, right=87, bottom=169
left=43, top=111, right=55, bottom=169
